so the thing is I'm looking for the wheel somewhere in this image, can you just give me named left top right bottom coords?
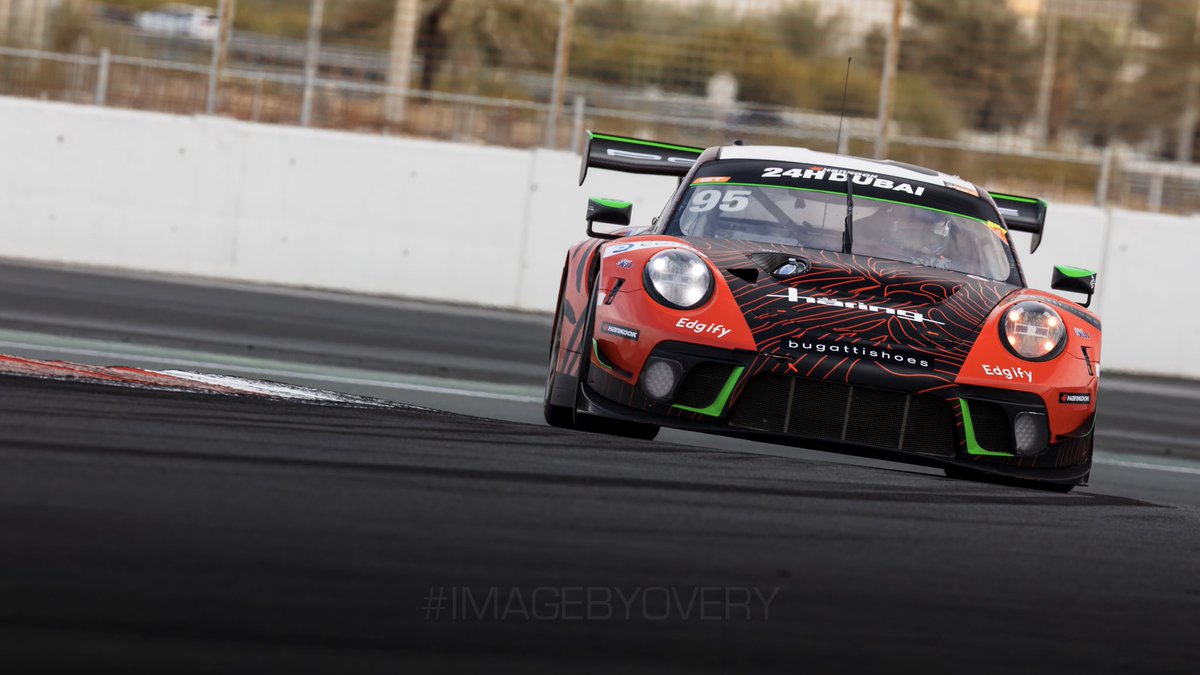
left=544, top=271, right=659, bottom=441
left=544, top=289, right=578, bottom=429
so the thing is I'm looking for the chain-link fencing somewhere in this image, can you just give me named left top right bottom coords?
left=2, top=0, right=1199, bottom=212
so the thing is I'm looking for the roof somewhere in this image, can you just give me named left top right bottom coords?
left=716, top=145, right=965, bottom=190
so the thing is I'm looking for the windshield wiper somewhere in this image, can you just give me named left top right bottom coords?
left=842, top=174, right=854, bottom=254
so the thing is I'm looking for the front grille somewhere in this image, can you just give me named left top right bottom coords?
left=902, top=395, right=957, bottom=456
left=790, top=378, right=853, bottom=440
left=728, top=374, right=791, bottom=432
left=729, top=374, right=956, bottom=456
left=844, top=386, right=908, bottom=448
left=967, top=399, right=1014, bottom=455
left=674, top=363, right=737, bottom=409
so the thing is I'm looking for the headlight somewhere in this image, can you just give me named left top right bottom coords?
left=1000, top=301, right=1066, bottom=361
left=643, top=249, right=713, bottom=309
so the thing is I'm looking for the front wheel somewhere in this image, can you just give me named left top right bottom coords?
left=544, top=292, right=578, bottom=429
left=544, top=319, right=660, bottom=440
left=544, top=389, right=576, bottom=428
left=544, top=283, right=659, bottom=441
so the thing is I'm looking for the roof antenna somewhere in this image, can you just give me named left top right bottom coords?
left=834, top=57, right=852, bottom=155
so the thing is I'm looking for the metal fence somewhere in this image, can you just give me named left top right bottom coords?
left=4, top=0, right=1200, bottom=213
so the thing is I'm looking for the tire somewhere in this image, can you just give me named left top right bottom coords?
left=544, top=289, right=578, bottom=429
left=544, top=272, right=659, bottom=442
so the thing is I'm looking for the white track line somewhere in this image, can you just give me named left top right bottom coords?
left=1100, top=379, right=1200, bottom=401
left=3, top=337, right=1199, bottom=476
left=1094, top=457, right=1200, bottom=476
left=0, top=340, right=542, bottom=404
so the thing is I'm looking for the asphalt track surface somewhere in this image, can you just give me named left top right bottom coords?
left=2, top=259, right=1200, bottom=673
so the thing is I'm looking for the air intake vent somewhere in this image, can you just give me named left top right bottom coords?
left=729, top=375, right=956, bottom=456
left=901, top=396, right=956, bottom=456
left=728, top=374, right=791, bottom=432
left=788, top=378, right=853, bottom=441
left=966, top=399, right=1014, bottom=455
left=674, top=363, right=737, bottom=409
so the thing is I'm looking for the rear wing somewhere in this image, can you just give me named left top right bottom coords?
left=579, top=131, right=705, bottom=185
left=990, top=193, right=1048, bottom=253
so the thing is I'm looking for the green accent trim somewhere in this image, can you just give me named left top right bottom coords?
left=1055, top=265, right=1096, bottom=278
left=1079, top=416, right=1096, bottom=438
left=960, top=399, right=1015, bottom=457
left=672, top=367, right=745, bottom=417
left=706, top=182, right=987, bottom=224
left=591, top=197, right=632, bottom=209
left=990, top=192, right=1046, bottom=206
left=592, top=339, right=614, bottom=371
left=590, top=132, right=704, bottom=155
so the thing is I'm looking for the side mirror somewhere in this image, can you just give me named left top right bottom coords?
left=1051, top=265, right=1097, bottom=308
left=586, top=197, right=632, bottom=240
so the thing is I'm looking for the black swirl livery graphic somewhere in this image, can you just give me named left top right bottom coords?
left=689, top=239, right=1016, bottom=393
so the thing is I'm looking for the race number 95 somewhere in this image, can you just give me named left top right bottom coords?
left=689, top=189, right=751, bottom=213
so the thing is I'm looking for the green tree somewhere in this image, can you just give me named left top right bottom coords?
left=905, top=0, right=1036, bottom=132
left=1123, top=3, right=1200, bottom=155
left=574, top=0, right=642, bottom=34
left=1045, top=19, right=1131, bottom=145
left=331, top=0, right=557, bottom=90
left=891, top=75, right=960, bottom=139
left=774, top=2, right=840, bottom=60
left=572, top=0, right=845, bottom=100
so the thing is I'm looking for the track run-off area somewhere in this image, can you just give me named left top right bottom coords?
left=1, top=258, right=1198, bottom=673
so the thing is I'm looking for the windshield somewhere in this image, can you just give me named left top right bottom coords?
left=668, top=182, right=1013, bottom=281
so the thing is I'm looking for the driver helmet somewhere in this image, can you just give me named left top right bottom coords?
left=895, top=208, right=951, bottom=258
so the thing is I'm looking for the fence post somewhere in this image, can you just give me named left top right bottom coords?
left=384, top=0, right=420, bottom=123
left=1094, top=146, right=1113, bottom=207
left=1175, top=2, right=1200, bottom=163
left=206, top=0, right=234, bottom=115
left=1147, top=171, right=1165, bottom=213
left=299, top=0, right=325, bottom=127
left=571, top=95, right=586, bottom=155
left=94, top=48, right=111, bottom=107
left=0, top=1, right=10, bottom=46
left=545, top=0, right=576, bottom=149
left=873, top=0, right=904, bottom=159
left=1031, top=5, right=1059, bottom=142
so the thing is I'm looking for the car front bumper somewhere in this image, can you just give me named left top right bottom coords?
left=582, top=341, right=1093, bottom=485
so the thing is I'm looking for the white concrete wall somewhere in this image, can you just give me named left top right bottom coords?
left=0, top=97, right=675, bottom=310
left=0, top=96, right=1195, bottom=377
left=1098, top=210, right=1200, bottom=377
left=1011, top=202, right=1108, bottom=296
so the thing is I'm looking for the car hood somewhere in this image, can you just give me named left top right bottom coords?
left=686, top=239, right=1021, bottom=376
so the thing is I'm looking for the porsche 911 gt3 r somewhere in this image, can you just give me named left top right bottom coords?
left=545, top=133, right=1101, bottom=490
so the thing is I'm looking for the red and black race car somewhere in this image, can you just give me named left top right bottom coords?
left=545, top=133, right=1101, bottom=490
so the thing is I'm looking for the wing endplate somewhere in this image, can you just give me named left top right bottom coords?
left=990, top=192, right=1047, bottom=253
left=579, top=131, right=704, bottom=185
